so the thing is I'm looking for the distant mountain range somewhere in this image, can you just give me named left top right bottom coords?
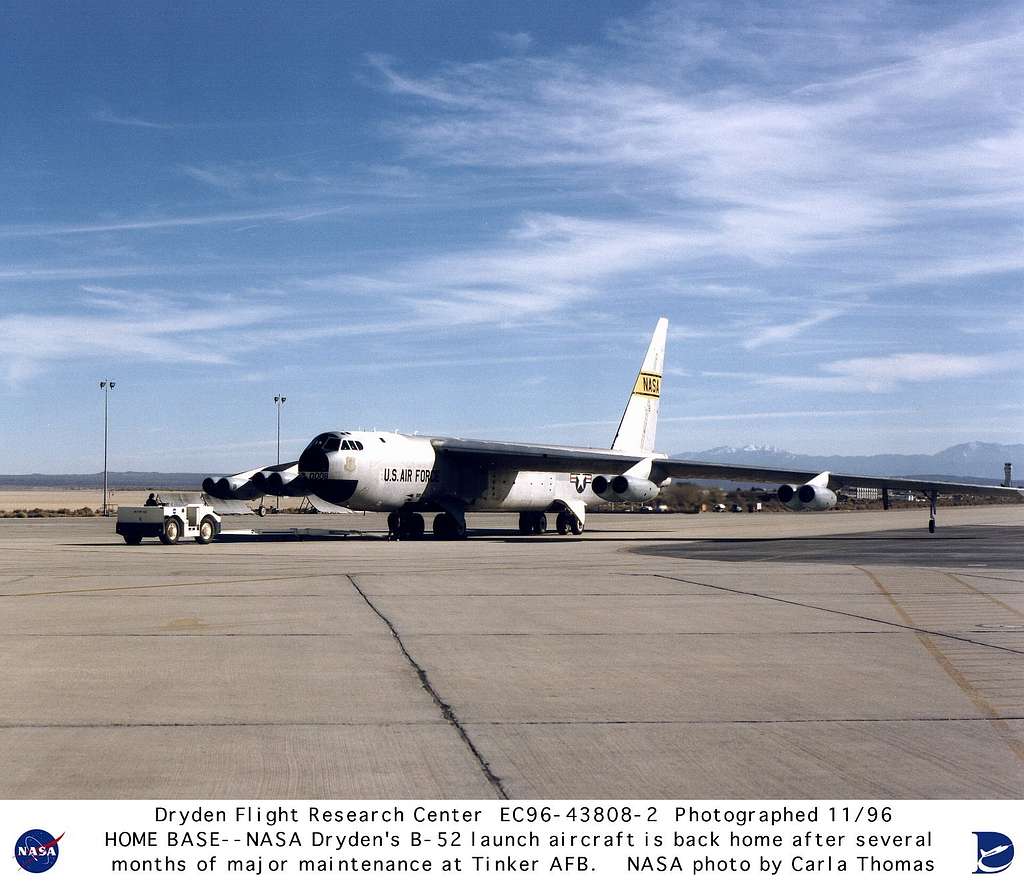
left=0, top=441, right=1020, bottom=488
left=0, top=472, right=206, bottom=489
left=673, top=442, right=1023, bottom=485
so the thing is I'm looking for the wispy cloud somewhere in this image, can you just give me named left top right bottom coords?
left=741, top=308, right=845, bottom=350
left=0, top=298, right=282, bottom=384
left=761, top=351, right=1019, bottom=393
left=367, top=4, right=1024, bottom=282
left=91, top=106, right=177, bottom=129
left=662, top=408, right=907, bottom=423
left=494, top=32, right=534, bottom=54
left=179, top=163, right=335, bottom=194
left=0, top=207, right=346, bottom=238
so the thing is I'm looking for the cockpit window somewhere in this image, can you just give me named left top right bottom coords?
left=323, top=436, right=341, bottom=452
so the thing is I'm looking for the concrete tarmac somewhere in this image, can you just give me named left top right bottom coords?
left=1, top=505, right=1022, bottom=799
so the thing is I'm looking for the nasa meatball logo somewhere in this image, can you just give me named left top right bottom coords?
left=14, top=829, right=63, bottom=873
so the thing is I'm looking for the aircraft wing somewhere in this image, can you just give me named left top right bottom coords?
left=433, top=438, right=1022, bottom=499
left=652, top=458, right=1023, bottom=499
left=432, top=438, right=649, bottom=474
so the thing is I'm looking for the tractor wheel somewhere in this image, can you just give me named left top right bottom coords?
left=160, top=517, right=182, bottom=545
left=196, top=517, right=217, bottom=544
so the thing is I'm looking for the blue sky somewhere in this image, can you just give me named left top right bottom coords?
left=2, top=0, right=1022, bottom=473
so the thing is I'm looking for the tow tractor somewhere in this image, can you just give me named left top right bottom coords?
left=116, top=503, right=221, bottom=546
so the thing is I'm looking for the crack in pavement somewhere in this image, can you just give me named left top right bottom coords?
left=346, top=574, right=508, bottom=799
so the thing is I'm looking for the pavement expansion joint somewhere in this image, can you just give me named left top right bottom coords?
left=0, top=721, right=451, bottom=729
left=466, top=716, right=1024, bottom=726
left=345, top=574, right=510, bottom=799
left=650, top=573, right=1024, bottom=657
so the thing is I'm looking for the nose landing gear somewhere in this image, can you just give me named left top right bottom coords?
left=928, top=489, right=937, bottom=534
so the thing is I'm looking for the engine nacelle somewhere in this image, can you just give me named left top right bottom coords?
left=250, top=464, right=305, bottom=497
left=778, top=482, right=837, bottom=511
left=591, top=475, right=613, bottom=498
left=592, top=474, right=660, bottom=502
left=203, top=467, right=264, bottom=500
left=266, top=467, right=307, bottom=497
left=796, top=484, right=837, bottom=511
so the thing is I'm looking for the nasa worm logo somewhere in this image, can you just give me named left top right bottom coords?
left=14, top=829, right=63, bottom=873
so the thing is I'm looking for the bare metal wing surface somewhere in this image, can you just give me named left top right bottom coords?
left=433, top=437, right=1023, bottom=500
left=432, top=437, right=649, bottom=474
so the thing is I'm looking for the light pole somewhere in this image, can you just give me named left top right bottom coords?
left=99, top=380, right=116, bottom=515
left=274, top=395, right=286, bottom=512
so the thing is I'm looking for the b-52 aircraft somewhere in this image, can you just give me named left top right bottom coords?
left=204, top=318, right=1021, bottom=538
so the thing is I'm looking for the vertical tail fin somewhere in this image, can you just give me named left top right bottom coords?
left=612, top=317, right=668, bottom=453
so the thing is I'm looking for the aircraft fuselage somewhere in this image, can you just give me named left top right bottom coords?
left=300, top=431, right=609, bottom=512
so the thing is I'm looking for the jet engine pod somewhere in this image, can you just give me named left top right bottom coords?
left=267, top=467, right=306, bottom=497
left=208, top=468, right=264, bottom=501
left=592, top=475, right=613, bottom=498
left=778, top=484, right=798, bottom=508
left=796, top=484, right=837, bottom=511
left=778, top=481, right=837, bottom=511
left=609, top=474, right=660, bottom=502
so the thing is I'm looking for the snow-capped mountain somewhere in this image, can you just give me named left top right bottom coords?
left=673, top=442, right=1024, bottom=483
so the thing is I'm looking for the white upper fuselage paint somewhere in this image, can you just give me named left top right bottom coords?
left=318, top=431, right=619, bottom=512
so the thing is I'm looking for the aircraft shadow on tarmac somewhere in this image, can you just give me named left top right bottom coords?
left=630, top=525, right=1024, bottom=569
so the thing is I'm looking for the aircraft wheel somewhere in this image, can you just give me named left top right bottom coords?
left=123, top=531, right=142, bottom=545
left=195, top=517, right=217, bottom=544
left=433, top=513, right=451, bottom=539
left=570, top=517, right=584, bottom=535
left=404, top=512, right=425, bottom=540
left=517, top=513, right=532, bottom=535
left=160, top=517, right=182, bottom=545
left=433, top=512, right=465, bottom=539
left=928, top=518, right=935, bottom=534
left=533, top=514, right=547, bottom=535
left=556, top=512, right=572, bottom=535
left=387, top=511, right=401, bottom=539
left=256, top=505, right=267, bottom=517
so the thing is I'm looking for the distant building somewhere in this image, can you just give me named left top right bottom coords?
left=847, top=486, right=881, bottom=500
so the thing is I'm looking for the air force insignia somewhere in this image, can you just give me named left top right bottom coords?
left=570, top=473, right=591, bottom=493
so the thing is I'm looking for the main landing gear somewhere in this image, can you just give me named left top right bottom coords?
left=387, top=510, right=425, bottom=540
left=432, top=511, right=467, bottom=540
left=387, top=510, right=467, bottom=540
left=518, top=511, right=584, bottom=536
left=518, top=512, right=547, bottom=535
